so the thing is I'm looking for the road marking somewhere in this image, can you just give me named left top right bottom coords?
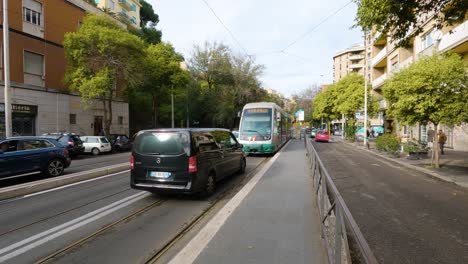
left=19, top=170, right=130, bottom=200
left=168, top=141, right=289, bottom=264
left=0, top=191, right=148, bottom=262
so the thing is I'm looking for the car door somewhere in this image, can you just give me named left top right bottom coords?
left=20, top=139, right=50, bottom=172
left=229, top=132, right=244, bottom=171
left=212, top=131, right=237, bottom=178
left=0, top=140, right=22, bottom=177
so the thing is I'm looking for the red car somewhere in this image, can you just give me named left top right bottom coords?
left=315, top=130, right=330, bottom=142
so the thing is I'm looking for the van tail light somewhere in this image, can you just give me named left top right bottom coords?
left=130, top=155, right=135, bottom=170
left=68, top=141, right=75, bottom=146
left=189, top=156, right=197, bottom=173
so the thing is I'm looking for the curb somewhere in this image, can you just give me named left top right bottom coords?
left=333, top=138, right=467, bottom=189
left=0, top=163, right=130, bottom=201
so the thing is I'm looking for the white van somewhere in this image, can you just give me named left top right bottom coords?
left=80, top=136, right=112, bottom=155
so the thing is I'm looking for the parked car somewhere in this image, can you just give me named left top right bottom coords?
left=108, top=134, right=132, bottom=152
left=315, top=130, right=330, bottom=142
left=0, top=136, right=71, bottom=178
left=80, top=136, right=112, bottom=155
left=131, top=128, right=246, bottom=196
left=310, top=128, right=318, bottom=138
left=42, top=133, right=84, bottom=158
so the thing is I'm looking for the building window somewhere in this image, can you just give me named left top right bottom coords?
left=421, top=29, right=435, bottom=50
left=95, top=0, right=99, bottom=4
left=70, top=114, right=77, bottom=125
left=131, top=4, right=136, bottom=11
left=23, top=7, right=41, bottom=26
left=390, top=55, right=399, bottom=71
left=24, top=51, right=44, bottom=87
left=131, top=16, right=137, bottom=24
left=109, top=0, right=115, bottom=9
left=118, top=116, right=123, bottom=125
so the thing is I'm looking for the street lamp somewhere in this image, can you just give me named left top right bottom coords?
left=3, top=0, right=12, bottom=137
left=363, top=31, right=369, bottom=147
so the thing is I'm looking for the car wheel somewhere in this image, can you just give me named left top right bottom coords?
left=238, top=158, right=246, bottom=174
left=92, top=148, right=100, bottom=156
left=44, top=159, right=65, bottom=177
left=200, top=173, right=216, bottom=197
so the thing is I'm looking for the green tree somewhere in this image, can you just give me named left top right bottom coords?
left=64, top=14, right=146, bottom=135
left=138, top=42, right=189, bottom=128
left=140, top=0, right=159, bottom=27
left=353, top=0, right=468, bottom=47
left=312, top=85, right=338, bottom=123
left=383, top=53, right=468, bottom=168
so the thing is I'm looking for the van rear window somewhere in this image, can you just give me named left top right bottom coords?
left=135, top=132, right=190, bottom=155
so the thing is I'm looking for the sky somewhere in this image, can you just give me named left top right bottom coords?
left=147, top=0, right=364, bottom=98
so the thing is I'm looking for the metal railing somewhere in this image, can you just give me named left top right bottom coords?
left=305, top=138, right=379, bottom=264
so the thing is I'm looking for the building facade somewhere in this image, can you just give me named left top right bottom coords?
left=333, top=43, right=366, bottom=82
left=95, top=0, right=141, bottom=28
left=369, top=15, right=468, bottom=150
left=0, top=0, right=131, bottom=138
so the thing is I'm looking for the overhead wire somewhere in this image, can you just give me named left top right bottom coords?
left=200, top=0, right=250, bottom=56
left=280, top=0, right=354, bottom=52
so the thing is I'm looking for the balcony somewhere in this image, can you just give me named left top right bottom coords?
left=118, top=0, right=132, bottom=11
left=438, top=20, right=468, bottom=54
left=372, top=47, right=388, bottom=68
left=349, top=54, right=364, bottom=60
left=372, top=73, right=387, bottom=90
left=349, top=63, right=364, bottom=69
left=391, top=56, right=413, bottom=74
left=373, top=31, right=387, bottom=45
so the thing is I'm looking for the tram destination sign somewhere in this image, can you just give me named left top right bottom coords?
left=0, top=103, right=38, bottom=115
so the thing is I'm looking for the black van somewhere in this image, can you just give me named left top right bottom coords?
left=130, top=128, right=246, bottom=196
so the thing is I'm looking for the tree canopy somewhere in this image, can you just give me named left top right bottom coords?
left=64, top=14, right=146, bottom=134
left=383, top=53, right=468, bottom=127
left=353, top=0, right=468, bottom=46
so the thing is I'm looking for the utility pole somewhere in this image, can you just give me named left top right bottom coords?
left=3, top=0, right=12, bottom=137
left=171, top=84, right=174, bottom=128
left=363, top=31, right=369, bottom=147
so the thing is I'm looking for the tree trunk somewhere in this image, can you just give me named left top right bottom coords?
left=433, top=123, right=440, bottom=168
left=152, top=91, right=159, bottom=128
left=105, top=94, right=113, bottom=136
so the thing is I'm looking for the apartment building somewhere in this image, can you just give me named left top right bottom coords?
left=333, top=43, right=366, bottom=82
left=369, top=16, right=468, bottom=151
left=95, top=0, right=141, bottom=28
left=0, top=0, right=131, bottom=137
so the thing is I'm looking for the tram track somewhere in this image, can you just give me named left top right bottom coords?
left=35, top=156, right=271, bottom=264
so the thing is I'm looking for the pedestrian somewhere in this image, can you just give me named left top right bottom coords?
left=438, top=130, right=447, bottom=155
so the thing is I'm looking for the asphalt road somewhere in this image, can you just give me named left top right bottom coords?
left=0, top=151, right=130, bottom=188
left=312, top=139, right=468, bottom=264
left=0, top=156, right=266, bottom=264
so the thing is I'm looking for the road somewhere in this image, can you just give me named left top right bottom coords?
left=313, top=139, right=468, bottom=264
left=0, top=156, right=267, bottom=264
left=0, top=152, right=130, bottom=188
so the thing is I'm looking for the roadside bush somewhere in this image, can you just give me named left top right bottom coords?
left=375, top=134, right=400, bottom=154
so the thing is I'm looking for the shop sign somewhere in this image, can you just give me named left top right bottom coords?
left=0, top=103, right=38, bottom=115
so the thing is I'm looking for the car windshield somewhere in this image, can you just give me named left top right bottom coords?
left=135, top=132, right=190, bottom=155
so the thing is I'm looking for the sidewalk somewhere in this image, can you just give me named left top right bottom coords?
left=333, top=136, right=468, bottom=188
left=170, top=140, right=327, bottom=264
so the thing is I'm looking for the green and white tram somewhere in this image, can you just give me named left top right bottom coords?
left=238, top=102, right=292, bottom=154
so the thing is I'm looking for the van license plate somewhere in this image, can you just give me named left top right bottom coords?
left=149, top=171, right=171, bottom=178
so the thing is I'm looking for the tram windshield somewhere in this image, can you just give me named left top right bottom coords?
left=240, top=108, right=272, bottom=137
